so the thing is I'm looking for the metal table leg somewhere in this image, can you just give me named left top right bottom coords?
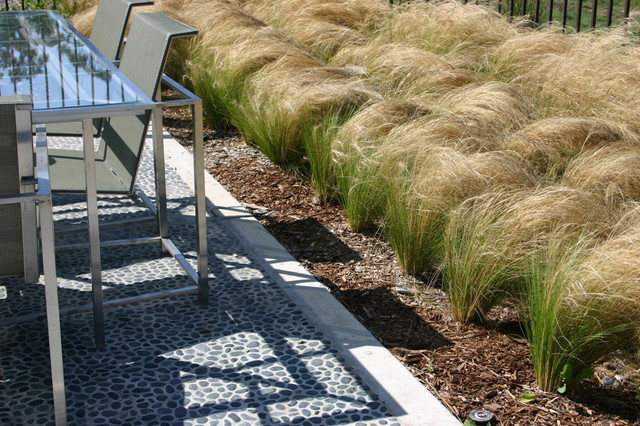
left=82, top=118, right=105, bottom=350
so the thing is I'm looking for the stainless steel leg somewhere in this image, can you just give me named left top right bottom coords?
left=82, top=118, right=105, bottom=350
left=36, top=126, right=66, bottom=425
left=152, top=107, right=169, bottom=250
left=192, top=100, right=208, bottom=304
left=41, top=198, right=67, bottom=426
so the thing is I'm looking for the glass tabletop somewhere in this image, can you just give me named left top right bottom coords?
left=0, top=10, right=147, bottom=112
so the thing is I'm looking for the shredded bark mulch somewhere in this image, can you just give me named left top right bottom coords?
left=164, top=109, right=640, bottom=425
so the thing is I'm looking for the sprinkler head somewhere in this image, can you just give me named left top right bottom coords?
left=469, top=409, right=494, bottom=425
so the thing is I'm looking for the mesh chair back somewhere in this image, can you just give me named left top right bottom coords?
left=0, top=95, right=32, bottom=276
left=90, top=0, right=154, bottom=61
left=99, top=13, right=197, bottom=194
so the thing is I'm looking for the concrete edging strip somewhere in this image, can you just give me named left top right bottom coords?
left=163, top=133, right=461, bottom=426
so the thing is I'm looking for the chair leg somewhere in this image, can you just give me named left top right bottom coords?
left=192, top=100, right=208, bottom=305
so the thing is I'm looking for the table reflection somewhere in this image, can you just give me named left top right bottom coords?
left=0, top=10, right=140, bottom=110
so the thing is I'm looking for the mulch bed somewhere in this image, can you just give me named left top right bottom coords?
left=163, top=109, right=640, bottom=425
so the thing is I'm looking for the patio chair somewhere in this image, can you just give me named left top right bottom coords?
left=48, top=13, right=206, bottom=349
left=45, top=0, right=153, bottom=137
left=0, top=95, right=66, bottom=425
left=90, top=0, right=154, bottom=62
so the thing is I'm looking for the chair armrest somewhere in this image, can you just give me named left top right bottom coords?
left=0, top=127, right=53, bottom=206
left=157, top=74, right=202, bottom=109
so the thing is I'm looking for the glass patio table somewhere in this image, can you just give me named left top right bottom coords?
left=0, top=10, right=155, bottom=425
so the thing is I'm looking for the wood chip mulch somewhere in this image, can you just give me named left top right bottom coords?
left=163, top=109, right=640, bottom=425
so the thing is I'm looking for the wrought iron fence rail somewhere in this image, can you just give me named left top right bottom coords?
left=2, top=0, right=56, bottom=11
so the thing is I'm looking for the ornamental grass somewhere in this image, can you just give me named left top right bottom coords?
left=503, top=117, right=624, bottom=180
left=377, top=0, right=518, bottom=62
left=332, top=100, right=427, bottom=231
left=562, top=142, right=640, bottom=206
left=330, top=42, right=479, bottom=100
left=65, top=0, right=640, bottom=393
left=384, top=148, right=535, bottom=276
left=443, top=186, right=616, bottom=325
left=523, top=223, right=640, bottom=392
left=243, top=0, right=390, bottom=60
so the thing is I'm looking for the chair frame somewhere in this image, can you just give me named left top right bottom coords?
left=51, top=14, right=207, bottom=350
left=0, top=99, right=66, bottom=425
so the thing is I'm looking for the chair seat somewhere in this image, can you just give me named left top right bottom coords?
left=48, top=148, right=131, bottom=194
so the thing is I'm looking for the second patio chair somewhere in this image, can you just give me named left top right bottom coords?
left=45, top=0, right=153, bottom=137
left=48, top=13, right=207, bottom=349
left=0, top=95, right=66, bottom=425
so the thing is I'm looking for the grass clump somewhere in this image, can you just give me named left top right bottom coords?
left=243, top=0, right=390, bottom=61
left=235, top=62, right=382, bottom=165
left=442, top=185, right=616, bottom=325
left=330, top=42, right=480, bottom=100
left=522, top=224, right=640, bottom=393
left=562, top=142, right=640, bottom=206
left=443, top=190, right=530, bottom=324
left=384, top=148, right=534, bottom=277
left=378, top=0, right=518, bottom=63
left=503, top=117, right=623, bottom=181
left=332, top=100, right=427, bottom=231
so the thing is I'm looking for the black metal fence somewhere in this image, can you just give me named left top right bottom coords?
left=2, top=0, right=56, bottom=11
left=390, top=0, right=639, bottom=34
left=468, top=0, right=635, bottom=33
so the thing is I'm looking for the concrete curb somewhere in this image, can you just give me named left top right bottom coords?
left=163, top=133, right=461, bottom=426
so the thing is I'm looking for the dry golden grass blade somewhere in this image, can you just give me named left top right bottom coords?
left=503, top=186, right=618, bottom=244
left=334, top=100, right=429, bottom=154
left=384, top=116, right=500, bottom=158
left=243, top=0, right=390, bottom=59
left=245, top=0, right=390, bottom=32
left=504, top=117, right=624, bottom=179
left=436, top=81, right=531, bottom=134
left=248, top=62, right=383, bottom=117
left=491, top=28, right=577, bottom=79
left=563, top=142, right=640, bottom=206
left=380, top=0, right=518, bottom=61
left=331, top=42, right=480, bottom=99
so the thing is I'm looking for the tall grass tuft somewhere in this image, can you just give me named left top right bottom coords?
left=234, top=62, right=382, bottom=165
left=243, top=0, right=390, bottom=61
left=504, top=117, right=623, bottom=181
left=434, top=81, right=531, bottom=136
left=502, top=28, right=640, bottom=130
left=522, top=223, right=640, bottom=392
left=333, top=100, right=427, bottom=231
left=384, top=148, right=535, bottom=277
left=490, top=28, right=576, bottom=80
left=562, top=142, right=640, bottom=206
left=442, top=183, right=616, bottom=325
left=378, top=0, right=518, bottom=63
left=300, top=105, right=360, bottom=202
left=330, top=42, right=480, bottom=100
left=443, top=190, right=530, bottom=324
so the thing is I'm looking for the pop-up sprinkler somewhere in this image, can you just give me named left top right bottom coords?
left=468, top=409, right=494, bottom=425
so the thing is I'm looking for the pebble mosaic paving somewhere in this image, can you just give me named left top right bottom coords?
left=0, top=136, right=401, bottom=425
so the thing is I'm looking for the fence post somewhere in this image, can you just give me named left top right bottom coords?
left=576, top=0, right=583, bottom=32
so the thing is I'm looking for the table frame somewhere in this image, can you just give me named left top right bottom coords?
left=1, top=10, right=209, bottom=424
